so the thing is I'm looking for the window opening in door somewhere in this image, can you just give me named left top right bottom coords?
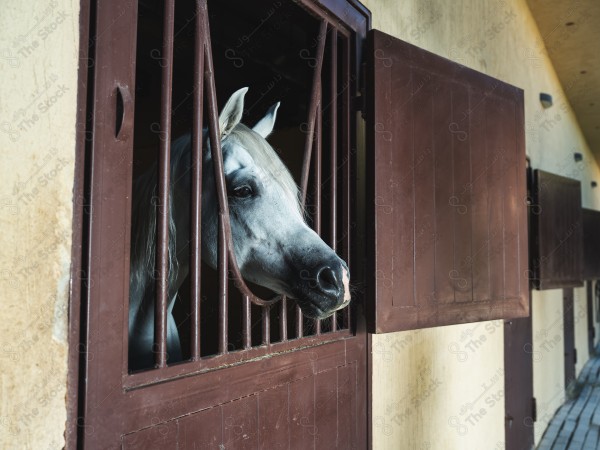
left=128, top=0, right=354, bottom=374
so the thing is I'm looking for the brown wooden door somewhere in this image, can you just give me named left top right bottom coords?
left=77, top=0, right=369, bottom=447
left=563, top=287, right=576, bottom=389
left=504, top=166, right=534, bottom=450
left=588, top=281, right=595, bottom=355
left=503, top=302, right=534, bottom=450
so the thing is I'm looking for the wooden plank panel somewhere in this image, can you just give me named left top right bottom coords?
left=412, top=69, right=436, bottom=311
left=531, top=171, right=583, bottom=290
left=501, top=97, right=521, bottom=304
left=314, top=369, right=339, bottom=449
left=389, top=49, right=415, bottom=310
left=468, top=89, right=491, bottom=305
left=336, top=364, right=358, bottom=450
left=451, top=84, right=473, bottom=305
left=122, top=420, right=178, bottom=450
left=222, top=395, right=259, bottom=449
left=582, top=208, right=600, bottom=280
left=432, top=76, right=456, bottom=307
left=485, top=95, right=507, bottom=304
left=178, top=406, right=222, bottom=450
left=366, top=28, right=528, bottom=333
left=258, top=385, right=290, bottom=450
left=289, top=376, right=316, bottom=450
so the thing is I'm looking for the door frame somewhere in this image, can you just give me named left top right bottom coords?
left=66, top=0, right=93, bottom=447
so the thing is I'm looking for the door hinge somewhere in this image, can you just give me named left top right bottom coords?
left=352, top=94, right=364, bottom=114
left=574, top=348, right=578, bottom=365
left=531, top=397, right=537, bottom=422
left=354, top=60, right=367, bottom=119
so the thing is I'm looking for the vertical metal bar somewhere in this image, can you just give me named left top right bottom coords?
left=154, top=0, right=175, bottom=369
left=279, top=297, right=288, bottom=341
left=314, top=102, right=322, bottom=236
left=190, top=0, right=205, bottom=361
left=298, top=20, right=327, bottom=337
left=203, top=18, right=229, bottom=355
left=330, top=28, right=338, bottom=332
left=300, top=20, right=328, bottom=206
left=314, top=102, right=322, bottom=335
left=242, top=295, right=251, bottom=349
left=262, top=306, right=271, bottom=345
left=342, top=34, right=351, bottom=330
left=217, top=203, right=228, bottom=354
left=296, top=305, right=303, bottom=338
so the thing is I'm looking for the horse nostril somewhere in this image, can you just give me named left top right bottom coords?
left=317, top=266, right=340, bottom=296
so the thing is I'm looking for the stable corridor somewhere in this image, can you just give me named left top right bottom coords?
left=538, top=351, right=600, bottom=449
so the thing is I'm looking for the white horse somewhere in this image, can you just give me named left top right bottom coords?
left=129, top=88, right=350, bottom=370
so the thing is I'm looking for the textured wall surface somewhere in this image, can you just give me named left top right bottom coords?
left=0, top=0, right=79, bottom=448
left=531, top=289, right=565, bottom=443
left=574, top=286, right=590, bottom=377
left=362, top=0, right=600, bottom=448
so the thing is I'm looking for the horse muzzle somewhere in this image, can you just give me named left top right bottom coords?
left=292, top=260, right=351, bottom=319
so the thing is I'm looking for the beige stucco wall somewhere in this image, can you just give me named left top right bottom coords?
left=574, top=286, right=589, bottom=377
left=363, top=0, right=600, bottom=448
left=0, top=0, right=79, bottom=448
left=531, top=289, right=565, bottom=443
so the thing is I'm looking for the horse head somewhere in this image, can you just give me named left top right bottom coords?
left=197, top=87, right=351, bottom=319
left=130, top=88, right=351, bottom=370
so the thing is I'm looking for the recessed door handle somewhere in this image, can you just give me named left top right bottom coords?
left=115, top=83, right=133, bottom=141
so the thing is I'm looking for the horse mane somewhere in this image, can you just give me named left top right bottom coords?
left=129, top=137, right=187, bottom=301
left=227, top=123, right=302, bottom=216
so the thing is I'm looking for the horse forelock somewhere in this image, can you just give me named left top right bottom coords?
left=167, top=126, right=301, bottom=218
left=226, top=123, right=302, bottom=216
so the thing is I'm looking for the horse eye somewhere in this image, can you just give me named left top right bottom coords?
left=232, top=185, right=253, bottom=198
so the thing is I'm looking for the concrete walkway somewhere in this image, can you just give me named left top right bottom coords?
left=538, top=355, right=600, bottom=449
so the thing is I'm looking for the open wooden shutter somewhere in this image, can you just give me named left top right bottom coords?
left=530, top=170, right=583, bottom=290
left=365, top=29, right=528, bottom=333
left=582, top=208, right=600, bottom=280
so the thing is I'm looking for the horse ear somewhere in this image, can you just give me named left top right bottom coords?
left=252, top=102, right=280, bottom=138
left=219, top=87, right=248, bottom=138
